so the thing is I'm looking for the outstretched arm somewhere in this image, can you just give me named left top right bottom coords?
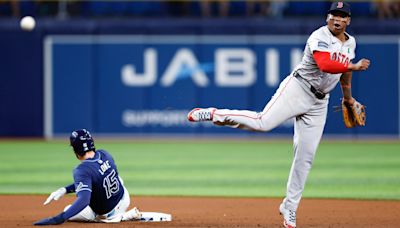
left=34, top=191, right=91, bottom=226
left=313, top=51, right=370, bottom=74
left=43, top=183, right=75, bottom=205
left=36, top=168, right=93, bottom=226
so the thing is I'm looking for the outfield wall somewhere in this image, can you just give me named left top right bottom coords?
left=0, top=18, right=399, bottom=137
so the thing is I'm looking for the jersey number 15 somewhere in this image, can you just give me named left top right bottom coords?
left=103, top=169, right=120, bottom=199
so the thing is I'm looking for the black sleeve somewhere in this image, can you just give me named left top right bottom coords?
left=65, top=183, right=75, bottom=193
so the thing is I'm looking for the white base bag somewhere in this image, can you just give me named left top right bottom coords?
left=140, top=212, right=172, bottom=222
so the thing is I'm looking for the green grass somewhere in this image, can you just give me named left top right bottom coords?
left=0, top=140, right=399, bottom=200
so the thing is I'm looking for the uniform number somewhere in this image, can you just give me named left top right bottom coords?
left=103, top=169, right=120, bottom=199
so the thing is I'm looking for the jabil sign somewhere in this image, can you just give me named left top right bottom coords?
left=121, top=47, right=302, bottom=88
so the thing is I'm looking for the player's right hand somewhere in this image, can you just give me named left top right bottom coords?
left=349, top=58, right=370, bottom=71
left=43, top=187, right=67, bottom=205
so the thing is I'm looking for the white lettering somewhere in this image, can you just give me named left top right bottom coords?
left=121, top=47, right=302, bottom=88
left=215, top=48, right=256, bottom=87
left=122, top=110, right=213, bottom=127
left=121, top=48, right=157, bottom=86
left=99, top=160, right=111, bottom=175
left=266, top=49, right=279, bottom=87
left=160, top=48, right=209, bottom=87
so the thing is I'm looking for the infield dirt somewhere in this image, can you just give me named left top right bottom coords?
left=1, top=195, right=399, bottom=227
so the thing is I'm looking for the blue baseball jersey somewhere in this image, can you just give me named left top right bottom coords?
left=73, top=149, right=124, bottom=215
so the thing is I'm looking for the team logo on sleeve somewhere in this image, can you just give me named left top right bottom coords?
left=76, top=182, right=91, bottom=193
left=318, top=41, right=329, bottom=49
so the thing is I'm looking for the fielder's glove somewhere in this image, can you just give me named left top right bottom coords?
left=43, top=187, right=67, bottom=205
left=341, top=98, right=366, bottom=128
left=34, top=212, right=65, bottom=226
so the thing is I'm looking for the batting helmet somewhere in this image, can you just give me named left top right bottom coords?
left=70, top=129, right=95, bottom=156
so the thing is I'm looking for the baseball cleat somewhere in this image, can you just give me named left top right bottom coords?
left=187, top=108, right=216, bottom=122
left=279, top=203, right=296, bottom=228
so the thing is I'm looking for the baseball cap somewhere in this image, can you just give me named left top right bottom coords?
left=328, top=2, right=351, bottom=16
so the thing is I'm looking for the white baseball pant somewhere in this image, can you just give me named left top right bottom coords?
left=64, top=186, right=131, bottom=223
left=212, top=74, right=328, bottom=211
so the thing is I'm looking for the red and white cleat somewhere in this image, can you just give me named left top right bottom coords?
left=279, top=203, right=296, bottom=228
left=187, top=108, right=216, bottom=122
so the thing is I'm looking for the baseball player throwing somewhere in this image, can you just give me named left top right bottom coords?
left=188, top=2, right=369, bottom=228
left=34, top=129, right=141, bottom=225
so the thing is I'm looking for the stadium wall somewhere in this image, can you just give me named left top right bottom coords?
left=0, top=18, right=399, bottom=137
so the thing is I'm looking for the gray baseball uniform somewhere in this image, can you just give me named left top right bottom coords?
left=212, top=25, right=356, bottom=211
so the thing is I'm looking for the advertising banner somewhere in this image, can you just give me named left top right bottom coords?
left=44, top=35, right=400, bottom=137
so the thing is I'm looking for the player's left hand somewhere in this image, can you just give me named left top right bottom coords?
left=34, top=213, right=65, bottom=226
left=44, top=187, right=67, bottom=205
left=341, top=98, right=366, bottom=128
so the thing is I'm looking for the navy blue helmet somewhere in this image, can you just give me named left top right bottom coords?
left=70, top=129, right=95, bottom=156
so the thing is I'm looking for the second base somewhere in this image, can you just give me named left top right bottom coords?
left=140, top=212, right=172, bottom=222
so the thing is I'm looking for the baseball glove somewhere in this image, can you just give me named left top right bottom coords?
left=341, top=99, right=366, bottom=128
